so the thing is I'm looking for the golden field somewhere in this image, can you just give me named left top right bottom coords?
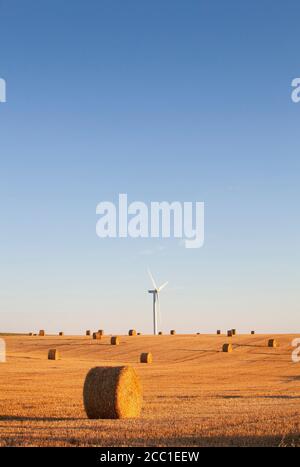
left=0, top=333, right=299, bottom=447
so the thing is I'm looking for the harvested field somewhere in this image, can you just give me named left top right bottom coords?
left=0, top=333, right=299, bottom=447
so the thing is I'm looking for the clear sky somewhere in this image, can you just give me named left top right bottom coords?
left=0, top=0, right=299, bottom=334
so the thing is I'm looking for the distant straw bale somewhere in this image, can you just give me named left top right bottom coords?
left=268, top=339, right=277, bottom=348
left=140, top=352, right=153, bottom=364
left=93, top=332, right=101, bottom=340
left=111, top=336, right=120, bottom=345
left=222, top=343, right=233, bottom=353
left=48, top=349, right=59, bottom=360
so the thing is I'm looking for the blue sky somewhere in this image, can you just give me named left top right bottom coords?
left=0, top=0, right=299, bottom=334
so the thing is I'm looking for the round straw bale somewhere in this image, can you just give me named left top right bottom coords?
left=231, top=329, right=236, bottom=335
left=128, top=329, right=137, bottom=336
left=217, top=330, right=221, bottom=335
left=111, top=336, right=120, bottom=345
left=98, top=330, right=104, bottom=336
left=140, top=352, right=152, bottom=364
left=93, top=332, right=101, bottom=340
left=268, top=338, right=277, bottom=348
left=48, top=349, right=59, bottom=360
left=83, top=366, right=142, bottom=419
left=170, top=330, right=176, bottom=335
left=137, top=332, right=141, bottom=336
left=227, top=330, right=232, bottom=337
left=222, top=343, right=233, bottom=353
left=39, top=330, right=45, bottom=336
left=59, top=332, right=64, bottom=336
left=251, top=330, right=255, bottom=335
left=29, top=332, right=33, bottom=336
left=158, top=331, right=163, bottom=335
left=86, top=330, right=91, bottom=336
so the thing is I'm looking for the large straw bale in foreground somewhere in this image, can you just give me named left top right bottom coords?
left=83, top=366, right=142, bottom=419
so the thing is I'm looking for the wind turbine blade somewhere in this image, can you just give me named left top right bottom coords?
left=158, top=281, right=168, bottom=292
left=147, top=268, right=158, bottom=290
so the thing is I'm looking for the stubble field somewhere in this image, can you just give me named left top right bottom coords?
left=0, top=333, right=299, bottom=447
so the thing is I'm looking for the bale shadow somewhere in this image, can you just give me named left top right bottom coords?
left=0, top=415, right=83, bottom=422
left=283, top=375, right=300, bottom=382
left=233, top=344, right=267, bottom=348
left=232, top=345, right=289, bottom=356
left=176, top=349, right=221, bottom=354
left=219, top=394, right=300, bottom=400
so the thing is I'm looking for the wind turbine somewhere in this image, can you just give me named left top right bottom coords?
left=148, top=269, right=168, bottom=335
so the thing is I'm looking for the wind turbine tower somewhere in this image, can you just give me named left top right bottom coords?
left=148, top=269, right=168, bottom=335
